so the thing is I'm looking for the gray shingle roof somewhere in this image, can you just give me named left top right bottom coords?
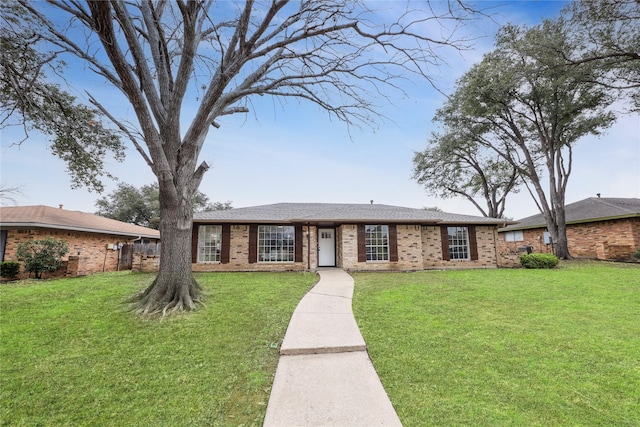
left=0, top=205, right=160, bottom=239
left=501, top=197, right=640, bottom=231
left=194, top=203, right=511, bottom=225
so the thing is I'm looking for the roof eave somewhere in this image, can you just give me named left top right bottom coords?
left=565, top=213, right=640, bottom=225
left=498, top=213, right=640, bottom=232
left=194, top=218, right=509, bottom=226
left=0, top=222, right=160, bottom=239
left=444, top=221, right=516, bottom=226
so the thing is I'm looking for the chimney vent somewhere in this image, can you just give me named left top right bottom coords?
left=59, top=204, right=63, bottom=209
left=370, top=200, right=373, bottom=205
left=596, top=193, right=601, bottom=198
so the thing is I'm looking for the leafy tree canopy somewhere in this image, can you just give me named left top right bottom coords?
left=0, top=9, right=125, bottom=192
left=413, top=130, right=521, bottom=219
left=562, top=0, right=640, bottom=110
left=431, top=17, right=616, bottom=258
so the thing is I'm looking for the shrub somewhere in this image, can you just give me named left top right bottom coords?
left=16, top=237, right=69, bottom=279
left=0, top=261, right=21, bottom=280
left=634, top=248, right=640, bottom=260
left=520, top=253, right=559, bottom=269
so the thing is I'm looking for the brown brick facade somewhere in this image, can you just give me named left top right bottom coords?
left=132, top=254, right=160, bottom=273
left=190, top=223, right=500, bottom=272
left=191, top=225, right=317, bottom=272
left=1, top=227, right=136, bottom=279
left=497, top=217, right=640, bottom=264
left=420, top=225, right=498, bottom=269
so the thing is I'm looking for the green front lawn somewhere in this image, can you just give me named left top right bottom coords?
left=353, top=262, right=640, bottom=426
left=1, top=271, right=317, bottom=426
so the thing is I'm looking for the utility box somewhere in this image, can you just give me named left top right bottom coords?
left=517, top=246, right=533, bottom=254
left=543, top=232, right=552, bottom=245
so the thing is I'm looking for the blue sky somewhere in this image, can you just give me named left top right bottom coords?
left=1, top=1, right=638, bottom=220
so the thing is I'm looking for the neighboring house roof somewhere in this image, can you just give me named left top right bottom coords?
left=501, top=197, right=640, bottom=231
left=194, top=203, right=513, bottom=225
left=0, top=205, right=160, bottom=239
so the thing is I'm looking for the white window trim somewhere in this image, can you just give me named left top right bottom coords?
left=258, top=225, right=295, bottom=263
left=448, top=226, right=470, bottom=261
left=365, top=224, right=390, bottom=262
left=198, top=225, right=222, bottom=263
left=504, top=230, right=524, bottom=242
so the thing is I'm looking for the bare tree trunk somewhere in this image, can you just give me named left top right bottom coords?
left=130, top=192, right=202, bottom=315
left=14, top=0, right=485, bottom=316
left=552, top=190, right=570, bottom=259
left=555, top=223, right=569, bottom=259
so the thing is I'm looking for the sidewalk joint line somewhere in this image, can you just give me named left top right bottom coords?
left=309, top=291, right=352, bottom=299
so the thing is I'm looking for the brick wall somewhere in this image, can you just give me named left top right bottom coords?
left=496, top=217, right=640, bottom=263
left=189, top=223, right=502, bottom=272
left=132, top=254, right=160, bottom=272
left=338, top=224, right=358, bottom=269
left=569, top=218, right=639, bottom=259
left=496, top=228, right=545, bottom=267
left=422, top=225, right=498, bottom=269
left=340, top=224, right=425, bottom=271
left=1, top=227, right=133, bottom=279
left=340, top=224, right=498, bottom=271
left=192, top=225, right=315, bottom=272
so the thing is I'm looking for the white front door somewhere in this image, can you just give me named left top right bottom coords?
left=318, top=228, right=336, bottom=267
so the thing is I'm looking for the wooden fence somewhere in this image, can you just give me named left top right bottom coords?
left=120, top=242, right=161, bottom=270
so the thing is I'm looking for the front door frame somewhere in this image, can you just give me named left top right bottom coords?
left=317, top=227, right=336, bottom=267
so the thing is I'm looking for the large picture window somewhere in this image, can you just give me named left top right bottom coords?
left=365, top=225, right=389, bottom=261
left=258, top=225, right=295, bottom=262
left=198, top=225, right=222, bottom=262
left=448, top=226, right=470, bottom=260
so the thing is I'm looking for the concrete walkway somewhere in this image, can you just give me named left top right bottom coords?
left=263, top=268, right=402, bottom=426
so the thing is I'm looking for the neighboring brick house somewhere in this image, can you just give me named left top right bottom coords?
left=191, top=203, right=513, bottom=272
left=497, top=197, right=640, bottom=265
left=0, top=205, right=160, bottom=279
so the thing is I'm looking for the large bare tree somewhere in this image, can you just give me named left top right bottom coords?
left=9, top=0, right=476, bottom=314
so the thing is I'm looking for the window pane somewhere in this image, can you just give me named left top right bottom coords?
left=198, top=225, right=222, bottom=262
left=447, top=226, right=469, bottom=260
left=505, top=230, right=524, bottom=242
left=258, top=225, right=295, bottom=262
left=365, top=225, right=389, bottom=262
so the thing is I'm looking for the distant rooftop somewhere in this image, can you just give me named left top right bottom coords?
left=0, top=205, right=160, bottom=239
left=194, top=202, right=513, bottom=225
left=501, top=197, right=640, bottom=231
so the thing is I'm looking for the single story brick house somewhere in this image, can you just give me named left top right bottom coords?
left=497, top=197, right=640, bottom=263
left=191, top=203, right=513, bottom=272
left=0, top=205, right=160, bottom=278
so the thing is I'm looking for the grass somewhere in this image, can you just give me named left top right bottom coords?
left=1, top=271, right=317, bottom=427
left=353, top=261, right=640, bottom=426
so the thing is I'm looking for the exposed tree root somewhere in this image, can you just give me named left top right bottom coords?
left=129, top=274, right=204, bottom=318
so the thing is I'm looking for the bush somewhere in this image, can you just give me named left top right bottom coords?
left=16, top=237, right=69, bottom=279
left=634, top=248, right=640, bottom=260
left=520, top=253, right=559, bottom=269
left=0, top=261, right=21, bottom=280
